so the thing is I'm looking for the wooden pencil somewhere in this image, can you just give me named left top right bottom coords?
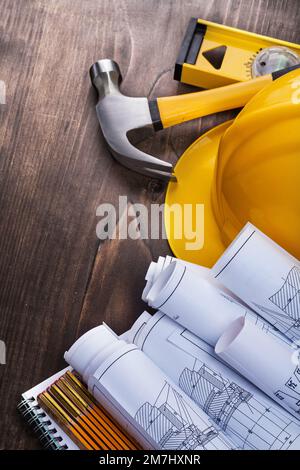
left=49, top=384, right=113, bottom=450
left=38, top=392, right=99, bottom=450
left=56, top=378, right=128, bottom=450
left=64, top=371, right=140, bottom=449
left=38, top=371, right=141, bottom=450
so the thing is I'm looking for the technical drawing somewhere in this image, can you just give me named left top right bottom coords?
left=269, top=267, right=300, bottom=321
left=137, top=313, right=300, bottom=449
left=253, top=302, right=300, bottom=342
left=179, top=365, right=252, bottom=431
left=275, top=365, right=300, bottom=413
left=221, top=292, right=292, bottom=345
left=248, top=267, right=300, bottom=341
left=175, top=338, right=300, bottom=450
left=134, top=382, right=220, bottom=450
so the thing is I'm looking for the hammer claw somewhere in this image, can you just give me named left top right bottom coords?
left=90, top=59, right=176, bottom=182
left=111, top=145, right=173, bottom=173
left=113, top=152, right=176, bottom=181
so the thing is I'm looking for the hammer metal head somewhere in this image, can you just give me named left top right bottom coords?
left=90, top=59, right=175, bottom=181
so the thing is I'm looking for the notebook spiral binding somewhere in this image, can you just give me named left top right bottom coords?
left=17, top=397, right=68, bottom=450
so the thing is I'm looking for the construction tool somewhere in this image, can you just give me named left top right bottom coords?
left=174, top=18, right=300, bottom=88
left=165, top=68, right=300, bottom=267
left=90, top=60, right=300, bottom=181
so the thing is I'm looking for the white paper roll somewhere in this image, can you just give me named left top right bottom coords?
left=141, top=256, right=166, bottom=301
left=142, top=256, right=243, bottom=304
left=215, top=317, right=300, bottom=417
left=129, top=311, right=300, bottom=449
left=212, top=222, right=300, bottom=342
left=65, top=326, right=234, bottom=450
left=63, top=325, right=117, bottom=381
left=147, top=261, right=247, bottom=346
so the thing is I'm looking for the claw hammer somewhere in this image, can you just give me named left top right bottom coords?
left=90, top=60, right=300, bottom=181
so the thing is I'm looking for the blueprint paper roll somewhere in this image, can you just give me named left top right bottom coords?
left=120, top=311, right=152, bottom=343
left=64, top=325, right=117, bottom=383
left=142, top=256, right=242, bottom=304
left=147, top=261, right=247, bottom=346
left=215, top=317, right=300, bottom=417
left=164, top=255, right=210, bottom=276
left=144, top=259, right=291, bottom=348
left=127, top=311, right=300, bottom=450
left=141, top=262, right=156, bottom=302
left=212, top=222, right=300, bottom=342
left=141, top=257, right=165, bottom=301
left=65, top=326, right=234, bottom=450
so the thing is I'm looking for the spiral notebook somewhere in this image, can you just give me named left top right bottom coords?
left=18, top=367, right=79, bottom=450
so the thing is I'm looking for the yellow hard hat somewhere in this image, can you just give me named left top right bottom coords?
left=165, top=69, right=300, bottom=267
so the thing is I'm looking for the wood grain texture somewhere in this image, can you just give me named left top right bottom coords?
left=0, top=0, right=299, bottom=449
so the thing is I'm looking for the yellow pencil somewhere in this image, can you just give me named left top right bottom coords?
left=50, top=384, right=113, bottom=450
left=38, top=392, right=98, bottom=450
left=56, top=378, right=128, bottom=450
left=65, top=371, right=140, bottom=449
left=38, top=371, right=141, bottom=450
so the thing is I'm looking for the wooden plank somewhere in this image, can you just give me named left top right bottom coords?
left=0, top=0, right=299, bottom=449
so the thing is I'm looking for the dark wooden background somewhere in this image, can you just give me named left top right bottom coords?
left=0, top=0, right=299, bottom=450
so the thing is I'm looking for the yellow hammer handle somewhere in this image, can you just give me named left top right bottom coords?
left=156, top=74, right=272, bottom=129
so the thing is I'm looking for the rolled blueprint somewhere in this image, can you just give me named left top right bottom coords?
left=146, top=260, right=252, bottom=346
left=124, top=311, right=300, bottom=449
left=212, top=222, right=300, bottom=342
left=215, top=317, right=300, bottom=417
left=142, top=255, right=235, bottom=302
left=64, top=325, right=118, bottom=384
left=142, top=256, right=166, bottom=301
left=143, top=257, right=291, bottom=348
left=64, top=325, right=234, bottom=450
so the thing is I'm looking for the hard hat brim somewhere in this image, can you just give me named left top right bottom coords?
left=165, top=121, right=232, bottom=268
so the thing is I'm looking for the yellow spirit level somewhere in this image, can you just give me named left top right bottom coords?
left=174, top=18, right=300, bottom=88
